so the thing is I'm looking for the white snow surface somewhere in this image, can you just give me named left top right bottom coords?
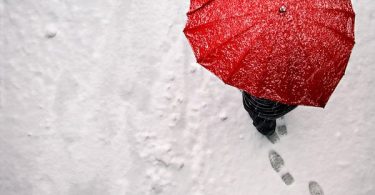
left=1, top=0, right=374, bottom=195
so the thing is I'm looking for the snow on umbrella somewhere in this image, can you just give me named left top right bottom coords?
left=183, top=0, right=355, bottom=107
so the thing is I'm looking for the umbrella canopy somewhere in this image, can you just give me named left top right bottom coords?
left=183, top=0, right=355, bottom=107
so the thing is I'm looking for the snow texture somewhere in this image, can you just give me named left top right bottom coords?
left=0, top=0, right=374, bottom=195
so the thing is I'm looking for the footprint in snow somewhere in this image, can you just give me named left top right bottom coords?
left=309, top=181, right=324, bottom=195
left=269, top=150, right=295, bottom=186
left=276, top=116, right=288, bottom=136
left=266, top=117, right=288, bottom=144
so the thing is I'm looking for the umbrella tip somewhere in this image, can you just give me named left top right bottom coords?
left=279, top=5, right=287, bottom=13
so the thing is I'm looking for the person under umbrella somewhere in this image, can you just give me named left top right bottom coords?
left=183, top=0, right=355, bottom=136
left=242, top=91, right=296, bottom=136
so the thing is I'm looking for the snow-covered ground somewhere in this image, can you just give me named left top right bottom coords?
left=1, top=0, right=374, bottom=194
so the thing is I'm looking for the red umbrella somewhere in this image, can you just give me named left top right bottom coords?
left=183, top=0, right=355, bottom=107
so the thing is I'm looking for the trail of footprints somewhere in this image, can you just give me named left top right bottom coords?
left=267, top=117, right=324, bottom=195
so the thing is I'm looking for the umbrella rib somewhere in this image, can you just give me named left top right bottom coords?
left=303, top=16, right=355, bottom=70
left=184, top=13, right=256, bottom=32
left=293, top=16, right=317, bottom=82
left=196, top=19, right=265, bottom=62
left=304, top=17, right=355, bottom=44
left=299, top=18, right=354, bottom=82
left=310, top=7, right=355, bottom=18
left=301, top=25, right=345, bottom=67
left=187, top=0, right=216, bottom=15
left=295, top=31, right=317, bottom=83
left=224, top=26, right=272, bottom=82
